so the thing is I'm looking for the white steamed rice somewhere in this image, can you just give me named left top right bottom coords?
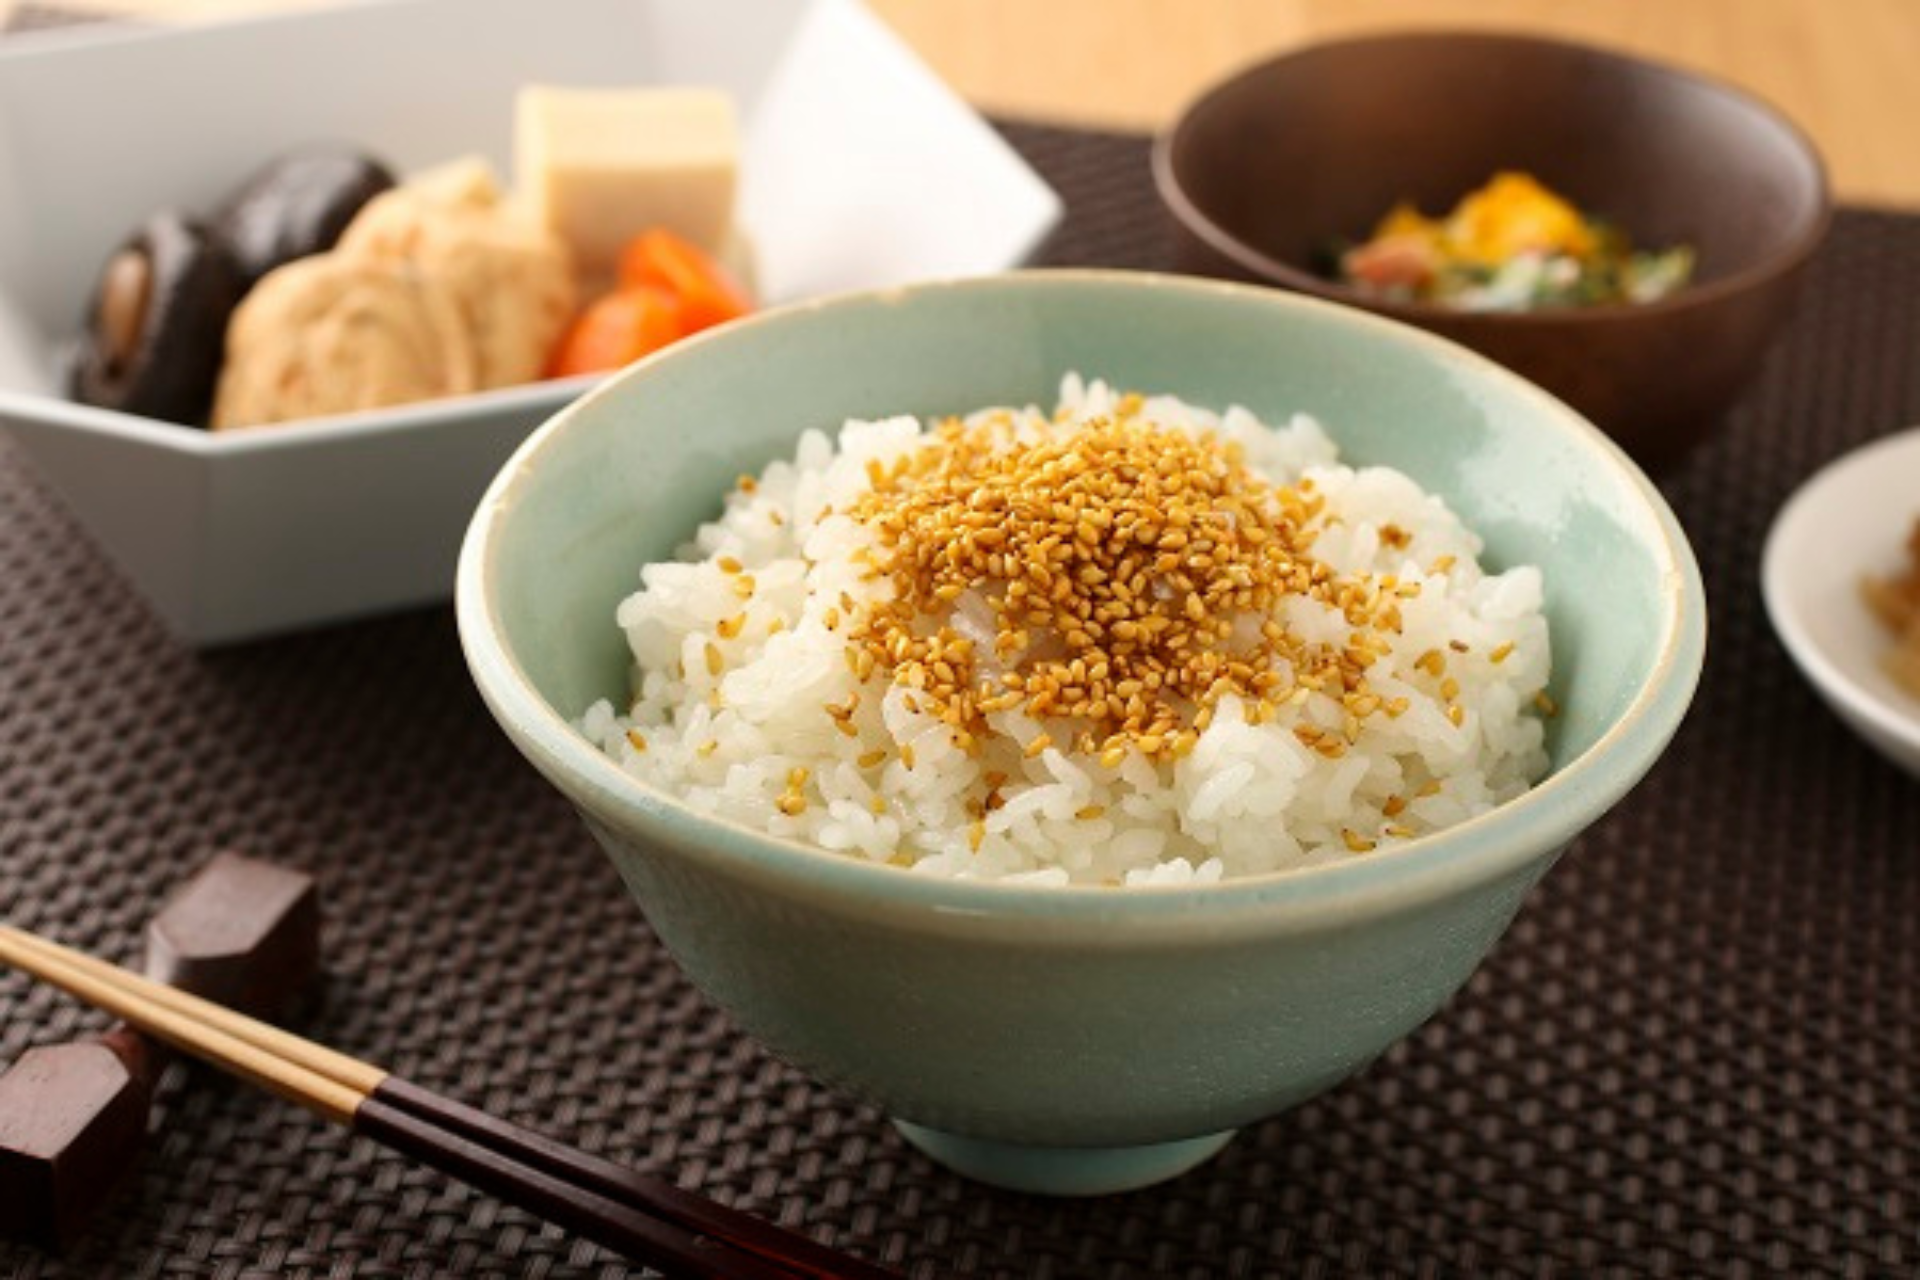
left=580, top=375, right=1550, bottom=886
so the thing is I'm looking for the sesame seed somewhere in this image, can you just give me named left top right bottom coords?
left=776, top=795, right=807, bottom=817
left=1490, top=641, right=1516, bottom=664
left=812, top=406, right=1434, bottom=765
left=1342, top=829, right=1376, bottom=854
left=717, top=556, right=742, bottom=574
left=624, top=729, right=648, bottom=752
left=704, top=643, right=723, bottom=677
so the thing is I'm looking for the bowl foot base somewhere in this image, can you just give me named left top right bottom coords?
left=892, top=1121, right=1236, bottom=1195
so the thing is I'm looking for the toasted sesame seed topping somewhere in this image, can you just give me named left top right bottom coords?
left=835, top=412, right=1405, bottom=762
left=624, top=729, right=648, bottom=752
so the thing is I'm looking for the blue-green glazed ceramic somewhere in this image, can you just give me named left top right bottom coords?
left=456, top=270, right=1706, bottom=1196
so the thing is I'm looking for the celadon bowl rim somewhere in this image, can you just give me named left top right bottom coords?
left=456, top=268, right=1706, bottom=928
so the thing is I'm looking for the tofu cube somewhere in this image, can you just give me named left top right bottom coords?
left=515, top=86, right=738, bottom=275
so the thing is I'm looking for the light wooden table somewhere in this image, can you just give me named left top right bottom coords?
left=8, top=0, right=1918, bottom=209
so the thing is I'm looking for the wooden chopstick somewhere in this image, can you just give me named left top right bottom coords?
left=0, top=925, right=897, bottom=1280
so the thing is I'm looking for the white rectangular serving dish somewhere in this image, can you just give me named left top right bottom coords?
left=0, top=0, right=1060, bottom=644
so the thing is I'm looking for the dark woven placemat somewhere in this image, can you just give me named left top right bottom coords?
left=3, top=115, right=1919, bottom=1279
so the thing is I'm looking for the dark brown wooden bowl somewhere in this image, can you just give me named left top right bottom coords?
left=1152, top=31, right=1831, bottom=471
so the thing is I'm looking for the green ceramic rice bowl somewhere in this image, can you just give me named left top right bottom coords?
left=456, top=270, right=1705, bottom=1195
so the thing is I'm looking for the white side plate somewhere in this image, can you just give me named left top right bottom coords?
left=1761, top=425, right=1920, bottom=778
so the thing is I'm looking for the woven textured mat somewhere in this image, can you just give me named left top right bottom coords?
left=3, top=116, right=1920, bottom=1279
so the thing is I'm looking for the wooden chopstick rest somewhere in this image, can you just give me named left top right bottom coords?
left=0, top=925, right=897, bottom=1279
left=0, top=853, right=319, bottom=1248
